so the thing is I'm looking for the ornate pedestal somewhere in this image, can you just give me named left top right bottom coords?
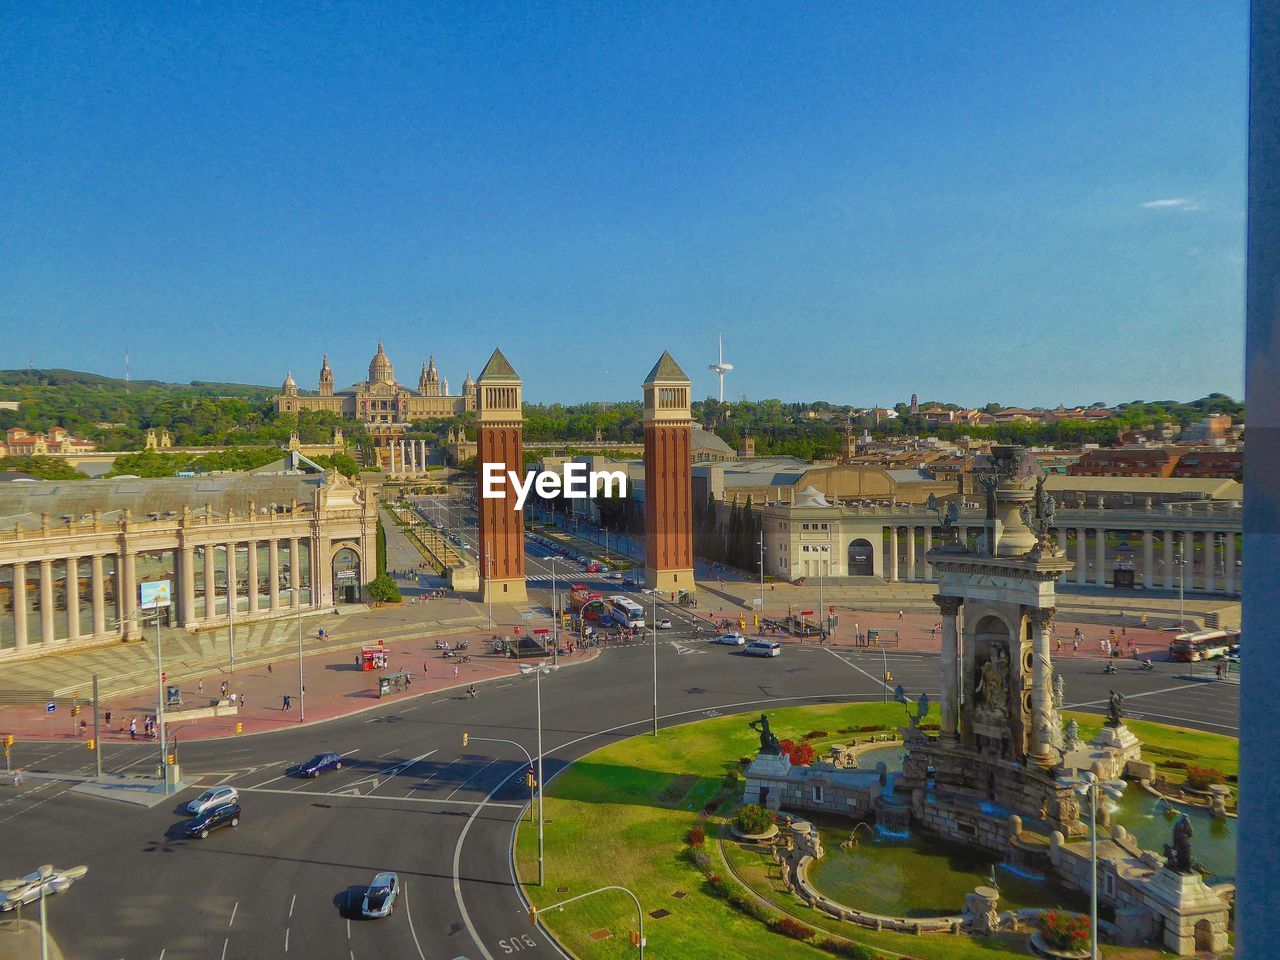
left=1142, top=867, right=1230, bottom=955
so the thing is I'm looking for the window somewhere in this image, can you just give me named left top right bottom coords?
left=812, top=784, right=824, bottom=803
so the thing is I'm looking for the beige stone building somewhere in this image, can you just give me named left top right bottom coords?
left=0, top=468, right=379, bottom=661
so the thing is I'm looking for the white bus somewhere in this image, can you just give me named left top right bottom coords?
left=608, top=596, right=645, bottom=629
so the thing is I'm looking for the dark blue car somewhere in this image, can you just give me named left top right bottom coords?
left=298, top=752, right=343, bottom=777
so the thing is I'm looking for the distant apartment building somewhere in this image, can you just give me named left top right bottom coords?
left=1170, top=449, right=1244, bottom=481
left=1069, top=447, right=1179, bottom=478
left=1181, top=414, right=1233, bottom=443
left=1, top=427, right=96, bottom=457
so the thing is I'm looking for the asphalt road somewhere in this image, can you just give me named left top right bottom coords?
left=3, top=517, right=1241, bottom=960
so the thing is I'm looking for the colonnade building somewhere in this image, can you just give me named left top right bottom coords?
left=0, top=469, right=379, bottom=661
left=763, top=488, right=1242, bottom=596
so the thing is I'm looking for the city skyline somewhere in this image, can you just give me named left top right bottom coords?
left=1, top=4, right=1248, bottom=405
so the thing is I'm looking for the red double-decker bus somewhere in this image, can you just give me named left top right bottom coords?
left=570, top=584, right=605, bottom=620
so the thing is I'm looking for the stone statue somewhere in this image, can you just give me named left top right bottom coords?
left=1053, top=673, right=1065, bottom=711
left=975, top=649, right=1010, bottom=720
left=1163, top=814, right=1195, bottom=874
left=749, top=714, right=781, bottom=755
left=914, top=691, right=930, bottom=728
left=1064, top=717, right=1079, bottom=746
left=1106, top=690, right=1125, bottom=728
left=926, top=494, right=962, bottom=545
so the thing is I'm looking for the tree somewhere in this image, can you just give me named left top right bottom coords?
left=376, top=518, right=387, bottom=577
left=365, top=574, right=402, bottom=603
left=0, top=455, right=87, bottom=480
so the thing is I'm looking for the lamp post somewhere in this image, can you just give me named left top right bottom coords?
left=651, top=588, right=658, bottom=736
left=153, top=608, right=169, bottom=793
left=486, top=553, right=494, bottom=631
left=1067, top=772, right=1126, bottom=960
left=549, top=557, right=560, bottom=665
left=519, top=661, right=558, bottom=886
left=757, top=534, right=766, bottom=615
left=531, top=885, right=645, bottom=958
left=297, top=604, right=305, bottom=722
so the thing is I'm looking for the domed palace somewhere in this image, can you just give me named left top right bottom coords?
left=277, top=342, right=476, bottom=457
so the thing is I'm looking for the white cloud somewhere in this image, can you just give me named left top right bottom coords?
left=1141, top=198, right=1201, bottom=210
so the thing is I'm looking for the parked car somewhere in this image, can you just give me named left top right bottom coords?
left=0, top=871, right=74, bottom=912
left=714, top=633, right=746, bottom=646
left=361, top=872, right=400, bottom=918
left=185, top=801, right=241, bottom=839
left=656, top=618, right=673, bottom=630
left=298, top=752, right=344, bottom=777
left=186, top=785, right=239, bottom=815
left=745, top=640, right=782, bottom=657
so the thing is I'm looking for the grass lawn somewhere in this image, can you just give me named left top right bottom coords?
left=516, top=702, right=1236, bottom=959
left=1063, top=711, right=1238, bottom=785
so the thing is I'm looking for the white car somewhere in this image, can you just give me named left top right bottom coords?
left=714, top=633, right=747, bottom=646
left=0, top=871, right=73, bottom=912
left=361, top=872, right=399, bottom=918
left=186, top=785, right=239, bottom=815
left=657, top=618, right=673, bottom=630
left=745, top=640, right=782, bottom=657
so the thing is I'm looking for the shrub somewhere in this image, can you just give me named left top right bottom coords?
left=771, top=916, right=815, bottom=940
left=707, top=875, right=730, bottom=897
left=688, top=824, right=706, bottom=848
left=803, top=730, right=829, bottom=741
left=739, top=756, right=754, bottom=766
left=779, top=739, right=816, bottom=766
left=858, top=724, right=884, bottom=732
left=691, top=851, right=711, bottom=872
left=1041, top=910, right=1091, bottom=952
left=817, top=938, right=879, bottom=959
left=734, top=804, right=775, bottom=835
left=365, top=574, right=403, bottom=603
left=1185, top=765, right=1226, bottom=790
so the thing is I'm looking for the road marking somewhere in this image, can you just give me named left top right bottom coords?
left=402, top=880, right=427, bottom=960
left=238, top=785, right=523, bottom=808
left=347, top=917, right=351, bottom=939
left=284, top=928, right=289, bottom=952
left=220, top=939, right=229, bottom=960
left=823, top=646, right=894, bottom=692
left=432, top=698, right=449, bottom=704
left=228, top=901, right=238, bottom=926
left=289, top=893, right=295, bottom=917
left=445, top=758, right=501, bottom=800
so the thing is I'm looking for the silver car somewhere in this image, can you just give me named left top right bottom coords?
left=714, top=633, right=746, bottom=646
left=0, top=871, right=73, bottom=912
left=361, top=872, right=399, bottom=919
left=186, top=785, right=239, bottom=815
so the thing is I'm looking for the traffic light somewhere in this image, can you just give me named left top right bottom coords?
left=86, top=739, right=95, bottom=751
left=71, top=704, right=80, bottom=718
left=2, top=735, right=13, bottom=748
left=528, top=905, right=538, bottom=926
left=462, top=732, right=469, bottom=747
left=884, top=671, right=893, bottom=683
left=235, top=722, right=243, bottom=734
left=167, top=754, right=175, bottom=765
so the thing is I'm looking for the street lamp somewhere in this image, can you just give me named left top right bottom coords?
left=1065, top=771, right=1126, bottom=960
left=297, top=604, right=305, bottom=722
left=651, top=588, right=658, bottom=736
left=0, top=864, right=88, bottom=960
left=549, top=557, right=560, bottom=665
left=532, top=884, right=646, bottom=958
left=485, top=554, right=494, bottom=631
left=519, top=661, right=559, bottom=886
left=757, top=534, right=766, bottom=615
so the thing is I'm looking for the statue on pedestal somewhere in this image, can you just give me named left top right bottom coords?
left=1163, top=814, right=1195, bottom=874
left=749, top=714, right=781, bottom=755
left=1106, top=690, right=1125, bottom=729
left=975, top=648, right=1010, bottom=722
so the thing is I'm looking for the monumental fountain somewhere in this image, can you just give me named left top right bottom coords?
left=742, top=445, right=1231, bottom=955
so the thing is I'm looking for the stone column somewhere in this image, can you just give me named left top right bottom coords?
left=120, top=547, right=137, bottom=638
left=1226, top=533, right=1237, bottom=594
left=66, top=558, right=80, bottom=642
left=203, top=545, right=217, bottom=621
left=1203, top=532, right=1216, bottom=593
left=1094, top=528, right=1106, bottom=587
left=246, top=540, right=259, bottom=614
left=923, top=526, right=934, bottom=581
left=1163, top=531, right=1175, bottom=589
left=268, top=539, right=280, bottom=611
left=226, top=543, right=238, bottom=617
left=314, top=537, right=330, bottom=608
left=90, top=554, right=105, bottom=637
left=12, top=562, right=28, bottom=651
left=180, top=545, right=197, bottom=626
left=1076, top=528, right=1088, bottom=585
left=420, top=439, right=427, bottom=471
left=905, top=526, right=916, bottom=582
left=1029, top=608, right=1057, bottom=765
left=289, top=537, right=301, bottom=608
left=1143, top=529, right=1154, bottom=589
left=888, top=526, right=899, bottom=581
left=934, top=595, right=962, bottom=743
left=38, top=559, right=55, bottom=644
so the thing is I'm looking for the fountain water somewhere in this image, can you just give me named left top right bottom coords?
left=840, top=821, right=875, bottom=850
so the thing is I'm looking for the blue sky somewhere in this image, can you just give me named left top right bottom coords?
left=0, top=3, right=1247, bottom=406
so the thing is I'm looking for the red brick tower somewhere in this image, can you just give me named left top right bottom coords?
left=476, top=347, right=527, bottom=604
left=643, top=352, right=695, bottom=594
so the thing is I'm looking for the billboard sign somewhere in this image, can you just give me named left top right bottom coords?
left=139, top=580, right=172, bottom=610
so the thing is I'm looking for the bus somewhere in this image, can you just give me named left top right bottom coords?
left=1169, top=629, right=1240, bottom=662
left=608, top=596, right=645, bottom=629
left=570, top=584, right=605, bottom=620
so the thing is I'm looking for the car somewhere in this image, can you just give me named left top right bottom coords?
left=185, top=801, right=241, bottom=839
left=299, top=752, right=344, bottom=777
left=714, top=633, right=746, bottom=645
left=361, top=872, right=400, bottom=918
left=745, top=640, right=782, bottom=657
left=606, top=571, right=623, bottom=580
left=0, top=871, right=73, bottom=912
left=586, top=563, right=601, bottom=573
left=641, top=588, right=657, bottom=595
left=656, top=617, right=672, bottom=629
left=186, top=785, right=239, bottom=815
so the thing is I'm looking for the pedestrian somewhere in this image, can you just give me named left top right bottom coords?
left=423, top=661, right=429, bottom=675
left=198, top=678, right=204, bottom=696
left=240, top=693, right=246, bottom=709
left=105, top=709, right=113, bottom=727
left=898, top=610, right=904, bottom=621
left=1073, top=638, right=1080, bottom=656
left=221, top=680, right=228, bottom=699
left=1055, top=636, right=1063, bottom=654
left=267, top=662, right=273, bottom=675
left=282, top=694, right=290, bottom=711
left=454, top=664, right=459, bottom=680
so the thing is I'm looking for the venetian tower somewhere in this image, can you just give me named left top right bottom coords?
left=476, top=348, right=527, bottom=604
left=642, top=352, right=695, bottom=594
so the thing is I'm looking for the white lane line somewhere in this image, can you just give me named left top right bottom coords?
left=1114, top=711, right=1239, bottom=732
left=220, top=939, right=229, bottom=960
left=402, top=880, right=427, bottom=960
left=377, top=749, right=400, bottom=759
left=823, top=646, right=894, bottom=691
left=401, top=705, right=420, bottom=713
left=158, top=951, right=165, bottom=960
left=1065, top=682, right=1219, bottom=709
left=284, top=928, right=289, bottom=952
left=432, top=698, right=449, bottom=704
left=288, top=893, right=296, bottom=918
left=228, top=901, right=238, bottom=926
left=237, top=785, right=522, bottom=808
left=347, top=917, right=351, bottom=939
left=445, top=758, right=501, bottom=801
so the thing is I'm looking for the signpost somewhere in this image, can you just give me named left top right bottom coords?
left=45, top=702, right=55, bottom=714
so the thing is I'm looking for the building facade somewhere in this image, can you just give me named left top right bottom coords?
left=277, top=343, right=476, bottom=455
left=475, top=348, right=527, bottom=604
left=1, top=427, right=96, bottom=457
left=0, top=470, right=378, bottom=661
left=643, top=352, right=696, bottom=593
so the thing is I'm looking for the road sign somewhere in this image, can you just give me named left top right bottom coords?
left=139, top=579, right=172, bottom=610
left=533, top=628, right=549, bottom=635
left=521, top=611, right=533, bottom=621
left=801, top=610, right=814, bottom=616
left=46, top=702, right=56, bottom=714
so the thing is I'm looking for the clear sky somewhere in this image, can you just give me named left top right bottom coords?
left=0, top=3, right=1247, bottom=407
